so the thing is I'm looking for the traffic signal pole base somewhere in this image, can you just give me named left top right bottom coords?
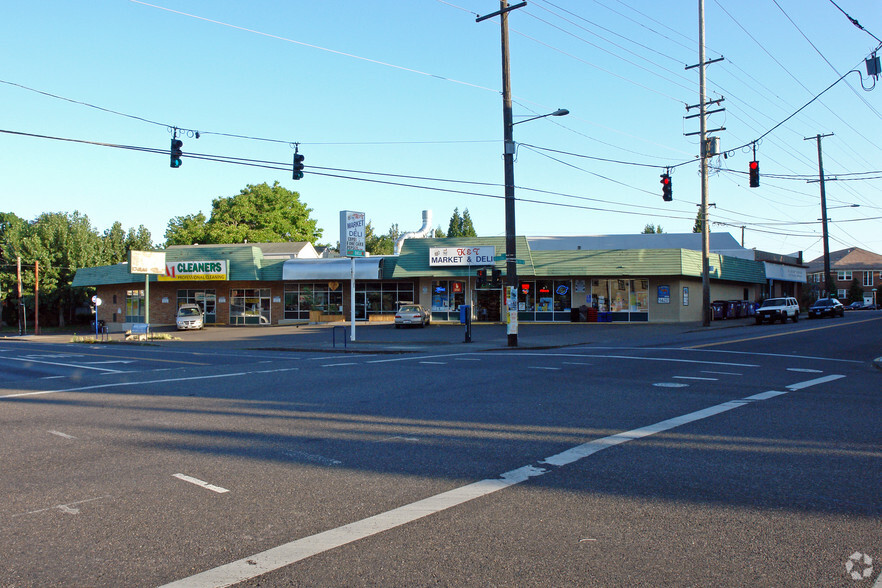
left=507, top=334, right=518, bottom=347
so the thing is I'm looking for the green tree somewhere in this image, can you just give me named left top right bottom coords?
left=847, top=277, right=864, bottom=303
left=642, top=223, right=664, bottom=234
left=365, top=222, right=399, bottom=255
left=164, top=182, right=322, bottom=246
left=692, top=209, right=708, bottom=234
left=433, top=226, right=446, bottom=238
left=446, top=207, right=478, bottom=237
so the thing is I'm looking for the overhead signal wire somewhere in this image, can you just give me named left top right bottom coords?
left=828, top=0, right=882, bottom=45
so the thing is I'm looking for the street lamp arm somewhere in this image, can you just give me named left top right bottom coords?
left=512, top=108, right=569, bottom=126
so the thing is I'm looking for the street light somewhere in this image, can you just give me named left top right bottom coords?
left=512, top=109, right=569, bottom=126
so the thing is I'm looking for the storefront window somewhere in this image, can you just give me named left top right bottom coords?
left=553, top=280, right=571, bottom=312
left=536, top=280, right=554, bottom=312
left=125, top=289, right=145, bottom=322
left=519, top=282, right=534, bottom=311
left=285, top=283, right=344, bottom=319
left=230, top=288, right=271, bottom=325
left=633, top=280, right=649, bottom=311
left=591, top=280, right=609, bottom=311
left=431, top=281, right=450, bottom=312
left=611, top=280, right=630, bottom=311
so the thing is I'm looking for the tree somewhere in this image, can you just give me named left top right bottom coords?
left=446, top=207, right=478, bottom=237
left=692, top=209, right=708, bottom=234
left=847, top=277, right=864, bottom=304
left=642, top=223, right=664, bottom=234
left=433, top=226, right=446, bottom=238
left=365, top=222, right=399, bottom=255
left=164, top=182, right=322, bottom=246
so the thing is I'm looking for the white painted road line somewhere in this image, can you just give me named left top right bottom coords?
left=529, top=366, right=561, bottom=371
left=672, top=376, right=718, bottom=381
left=48, top=430, right=76, bottom=440
left=173, top=474, right=229, bottom=494
left=787, top=368, right=823, bottom=373
left=322, top=363, right=357, bottom=367
left=419, top=361, right=447, bottom=365
left=701, top=370, right=741, bottom=376
left=3, top=356, right=124, bottom=373
left=159, top=373, right=846, bottom=588
left=787, top=374, right=845, bottom=391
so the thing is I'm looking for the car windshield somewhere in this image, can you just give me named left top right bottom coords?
left=761, top=298, right=786, bottom=307
left=178, top=307, right=201, bottom=316
left=813, top=300, right=831, bottom=307
left=398, top=306, right=420, bottom=313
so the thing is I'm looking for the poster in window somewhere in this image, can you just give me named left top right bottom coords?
left=657, top=285, right=671, bottom=304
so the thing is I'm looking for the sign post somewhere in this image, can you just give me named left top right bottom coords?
left=340, top=211, right=366, bottom=342
left=91, top=295, right=102, bottom=337
left=128, top=250, right=167, bottom=327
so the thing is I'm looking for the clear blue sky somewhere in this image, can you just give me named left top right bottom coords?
left=2, top=0, right=881, bottom=263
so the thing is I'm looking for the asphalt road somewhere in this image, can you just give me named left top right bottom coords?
left=1, top=314, right=880, bottom=587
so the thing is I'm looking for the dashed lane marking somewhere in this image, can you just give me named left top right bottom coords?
left=173, top=474, right=229, bottom=494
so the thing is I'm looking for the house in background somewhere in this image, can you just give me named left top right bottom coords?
left=805, top=247, right=882, bottom=304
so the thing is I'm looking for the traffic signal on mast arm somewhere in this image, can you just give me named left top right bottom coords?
left=660, top=173, right=672, bottom=201
left=476, top=268, right=487, bottom=288
left=749, top=160, right=760, bottom=188
left=170, top=138, right=183, bottom=168
left=292, top=152, right=305, bottom=180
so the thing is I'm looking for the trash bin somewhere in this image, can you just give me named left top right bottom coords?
left=570, top=307, right=580, bottom=322
left=459, top=305, right=471, bottom=324
left=711, top=302, right=724, bottom=320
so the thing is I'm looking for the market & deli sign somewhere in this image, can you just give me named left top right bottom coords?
left=159, top=260, right=228, bottom=281
left=429, top=246, right=495, bottom=266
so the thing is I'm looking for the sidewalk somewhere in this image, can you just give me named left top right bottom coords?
left=1, top=318, right=754, bottom=353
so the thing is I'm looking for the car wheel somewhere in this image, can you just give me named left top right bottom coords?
left=755, top=317, right=763, bottom=325
left=792, top=312, right=798, bottom=322
left=395, top=324, right=400, bottom=329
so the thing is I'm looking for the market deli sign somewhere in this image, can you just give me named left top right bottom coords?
left=429, top=246, right=495, bottom=266
left=159, top=260, right=228, bottom=281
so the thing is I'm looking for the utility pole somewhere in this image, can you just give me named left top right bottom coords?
left=685, top=0, right=724, bottom=327
left=34, top=260, right=39, bottom=335
left=805, top=132, right=834, bottom=297
left=478, top=0, right=526, bottom=347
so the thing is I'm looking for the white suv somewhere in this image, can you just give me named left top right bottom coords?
left=755, top=297, right=800, bottom=324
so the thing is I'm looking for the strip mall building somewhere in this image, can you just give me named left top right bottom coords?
left=72, top=233, right=805, bottom=330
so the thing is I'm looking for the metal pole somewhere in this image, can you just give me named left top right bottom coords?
left=17, top=256, right=23, bottom=336
left=350, top=257, right=356, bottom=342
left=501, top=0, right=518, bottom=347
left=34, top=261, right=39, bottom=335
left=805, top=133, right=834, bottom=297
left=698, top=0, right=711, bottom=327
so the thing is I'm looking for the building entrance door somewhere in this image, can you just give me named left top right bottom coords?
left=475, top=289, right=501, bottom=322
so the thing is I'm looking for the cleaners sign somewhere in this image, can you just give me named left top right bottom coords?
left=429, top=246, right=496, bottom=266
left=159, top=260, right=228, bottom=281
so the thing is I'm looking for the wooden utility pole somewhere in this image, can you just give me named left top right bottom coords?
left=34, top=261, right=40, bottom=335
left=805, top=133, right=834, bottom=297
left=16, top=256, right=23, bottom=336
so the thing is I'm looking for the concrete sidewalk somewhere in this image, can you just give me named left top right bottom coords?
left=1, top=318, right=754, bottom=353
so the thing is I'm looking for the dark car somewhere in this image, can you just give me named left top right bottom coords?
left=846, top=301, right=863, bottom=311
left=807, top=298, right=844, bottom=319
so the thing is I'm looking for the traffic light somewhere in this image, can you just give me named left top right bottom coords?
left=476, top=268, right=487, bottom=287
left=292, top=152, right=305, bottom=180
left=491, top=267, right=502, bottom=287
left=749, top=160, right=759, bottom=188
left=660, top=173, right=672, bottom=201
left=170, top=138, right=183, bottom=168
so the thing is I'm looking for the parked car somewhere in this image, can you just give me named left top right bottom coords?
left=394, top=304, right=430, bottom=328
left=176, top=303, right=204, bottom=330
left=846, top=301, right=864, bottom=311
left=860, top=302, right=879, bottom=310
left=755, top=297, right=800, bottom=324
left=807, top=298, right=844, bottom=319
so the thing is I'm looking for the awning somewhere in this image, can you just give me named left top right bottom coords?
left=282, top=257, right=383, bottom=281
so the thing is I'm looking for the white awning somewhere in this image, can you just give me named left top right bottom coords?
left=282, top=257, right=383, bottom=281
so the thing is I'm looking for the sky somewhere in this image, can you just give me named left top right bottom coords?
left=2, top=0, right=881, bottom=263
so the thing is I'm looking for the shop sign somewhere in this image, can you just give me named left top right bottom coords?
left=159, top=260, right=227, bottom=281
left=429, top=246, right=495, bottom=266
left=339, top=210, right=366, bottom=257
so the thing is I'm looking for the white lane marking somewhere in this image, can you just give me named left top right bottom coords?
left=787, top=368, right=823, bottom=373
left=562, top=362, right=593, bottom=366
left=322, top=363, right=358, bottom=367
left=701, top=370, right=741, bottom=375
left=672, top=376, right=718, bottom=381
left=383, top=436, right=420, bottom=442
left=454, top=358, right=481, bottom=361
left=48, top=430, right=76, bottom=439
left=0, top=368, right=301, bottom=400
left=40, top=375, right=66, bottom=380
left=787, top=374, right=845, bottom=391
left=654, top=383, right=689, bottom=388
left=173, top=474, right=229, bottom=494
left=419, top=361, right=447, bottom=365
left=2, top=356, right=123, bottom=373
left=368, top=353, right=471, bottom=364
left=160, top=373, right=846, bottom=588
left=529, top=366, right=561, bottom=371
left=82, top=360, right=135, bottom=365
left=12, top=495, right=110, bottom=518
